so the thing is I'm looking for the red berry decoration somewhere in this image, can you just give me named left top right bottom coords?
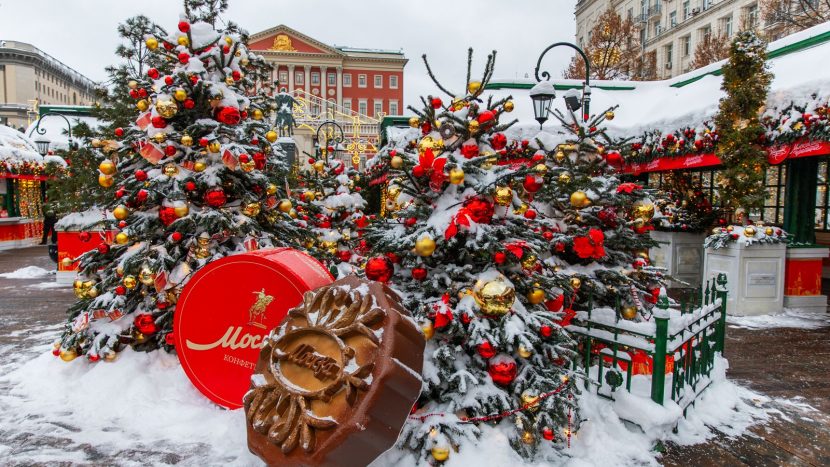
left=178, top=21, right=190, bottom=32
left=133, top=314, right=158, bottom=335
left=477, top=341, right=496, bottom=359
left=148, top=68, right=159, bottom=79
left=214, top=106, right=241, bottom=125
left=540, top=325, right=553, bottom=337
left=411, top=266, right=427, bottom=281
left=171, top=232, right=183, bottom=242
left=523, top=174, right=543, bottom=193
left=204, top=188, right=227, bottom=207
left=135, top=170, right=148, bottom=181
left=487, top=354, right=517, bottom=386
left=430, top=97, right=443, bottom=109
left=114, top=128, right=124, bottom=137
left=78, top=231, right=91, bottom=242
left=97, top=243, right=110, bottom=254
left=364, top=256, right=394, bottom=282
left=494, top=251, right=506, bottom=264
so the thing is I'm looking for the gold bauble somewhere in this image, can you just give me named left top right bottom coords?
left=558, top=172, right=572, bottom=183
left=163, top=163, right=179, bottom=177
left=266, top=184, right=278, bottom=196
left=765, top=227, right=774, bottom=236
left=265, top=130, right=278, bottom=143
left=468, top=120, right=480, bottom=133
left=115, top=232, right=129, bottom=245
left=570, top=277, right=582, bottom=289
left=59, top=349, right=78, bottom=362
left=288, top=209, right=297, bottom=219
left=225, top=76, right=235, bottom=85
left=60, top=257, right=74, bottom=268
left=514, top=203, right=529, bottom=215
left=177, top=35, right=189, bottom=47
left=128, top=80, right=138, bottom=89
left=408, top=116, right=420, bottom=128
left=240, top=160, right=256, bottom=172
left=155, top=97, right=178, bottom=119
left=570, top=191, right=590, bottom=208
left=313, top=160, right=325, bottom=172
left=86, top=287, right=98, bottom=298
left=133, top=330, right=147, bottom=344
left=103, top=351, right=118, bottom=362
left=467, top=80, right=482, bottom=95
left=632, top=201, right=655, bottom=221
left=503, top=100, right=514, bottom=112
left=208, top=141, right=221, bottom=153
left=193, top=160, right=207, bottom=172
left=252, top=109, right=264, bottom=120
left=180, top=134, right=194, bottom=147
left=521, top=390, right=541, bottom=412
left=521, top=431, right=535, bottom=445
left=318, top=239, right=337, bottom=254
left=115, top=265, right=124, bottom=276
left=744, top=226, right=756, bottom=237
left=138, top=267, right=155, bottom=286
left=243, top=202, right=261, bottom=217
left=555, top=150, right=566, bottom=162
left=473, top=277, right=516, bottom=316
left=527, top=288, right=545, bottom=304
left=415, top=236, right=437, bottom=256
left=518, top=345, right=532, bottom=358
left=136, top=99, right=149, bottom=112
left=113, top=205, right=129, bottom=221
left=173, top=88, right=188, bottom=102
left=173, top=203, right=189, bottom=218
left=145, top=37, right=158, bottom=50
left=301, top=190, right=314, bottom=202
left=621, top=305, right=638, bottom=320
left=449, top=167, right=465, bottom=185
left=278, top=199, right=293, bottom=213
left=605, top=110, right=615, bottom=120
left=534, top=163, right=548, bottom=174
left=521, top=254, right=537, bottom=269
left=123, top=275, right=137, bottom=289
left=390, top=155, right=404, bottom=169
left=494, top=186, right=513, bottom=206
left=99, top=159, right=116, bottom=176
left=98, top=174, right=114, bottom=188
left=431, top=446, right=450, bottom=462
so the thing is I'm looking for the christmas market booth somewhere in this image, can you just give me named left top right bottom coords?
left=475, top=22, right=830, bottom=313
left=0, top=124, right=65, bottom=249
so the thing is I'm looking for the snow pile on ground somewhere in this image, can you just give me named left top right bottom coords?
left=727, top=308, right=830, bottom=330
left=0, top=266, right=52, bottom=279
left=27, top=281, right=68, bottom=289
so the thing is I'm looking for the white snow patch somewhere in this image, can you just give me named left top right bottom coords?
left=0, top=266, right=52, bottom=279
left=727, top=308, right=830, bottom=330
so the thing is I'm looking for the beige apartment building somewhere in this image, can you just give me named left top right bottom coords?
left=0, top=40, right=97, bottom=130
left=575, top=0, right=769, bottom=79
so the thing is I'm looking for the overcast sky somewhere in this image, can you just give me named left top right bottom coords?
left=0, top=0, right=577, bottom=108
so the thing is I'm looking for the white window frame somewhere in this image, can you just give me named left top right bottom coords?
left=343, top=73, right=352, bottom=87
left=358, top=99, right=368, bottom=115
left=374, top=74, right=383, bottom=88
left=327, top=73, right=336, bottom=86
left=358, top=74, right=367, bottom=88
left=389, top=99, right=399, bottom=115
left=311, top=72, right=320, bottom=85
left=343, top=99, right=352, bottom=113
left=295, top=71, right=305, bottom=85
left=373, top=99, right=383, bottom=117
left=389, top=75, right=399, bottom=89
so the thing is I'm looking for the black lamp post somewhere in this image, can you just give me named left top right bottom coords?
left=315, top=120, right=345, bottom=163
left=28, top=111, right=77, bottom=152
left=531, top=42, right=592, bottom=127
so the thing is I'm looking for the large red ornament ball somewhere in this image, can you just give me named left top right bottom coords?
left=178, top=52, right=190, bottom=64
left=78, top=231, right=91, bottom=242
left=151, top=116, right=167, bottom=128
left=165, top=145, right=177, bottom=156
left=494, top=251, right=507, bottom=264
left=204, top=188, right=227, bottom=207
left=524, top=210, right=537, bottom=220
left=430, top=97, right=443, bottom=109
left=97, top=243, right=110, bottom=254
left=540, top=325, right=553, bottom=337
left=159, top=207, right=178, bottom=226
left=488, top=354, right=517, bottom=386
left=605, top=151, right=623, bottom=166
left=184, top=98, right=195, bottom=109
left=336, top=250, right=353, bottom=262
left=184, top=181, right=197, bottom=191
left=133, top=313, right=158, bottom=335
left=542, top=427, right=555, bottom=441
left=412, top=165, right=425, bottom=177
left=115, top=285, right=126, bottom=296
left=490, top=133, right=508, bottom=150
left=135, top=170, right=148, bottom=182
left=215, top=106, right=241, bottom=125
left=464, top=198, right=494, bottom=224
left=364, top=256, right=394, bottom=282
left=178, top=21, right=190, bottom=32
left=477, top=340, right=497, bottom=359
left=165, top=76, right=174, bottom=86
left=523, top=174, right=543, bottom=193
left=411, top=266, right=427, bottom=281
left=477, top=110, right=496, bottom=127
left=148, top=68, right=159, bottom=79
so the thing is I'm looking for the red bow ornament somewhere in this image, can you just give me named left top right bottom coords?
left=573, top=228, right=606, bottom=259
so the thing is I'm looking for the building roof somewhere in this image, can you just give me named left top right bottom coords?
left=248, top=25, right=407, bottom=63
left=484, top=22, right=830, bottom=139
left=0, top=40, right=97, bottom=90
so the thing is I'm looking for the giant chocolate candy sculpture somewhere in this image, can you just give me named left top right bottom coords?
left=243, top=275, right=425, bottom=466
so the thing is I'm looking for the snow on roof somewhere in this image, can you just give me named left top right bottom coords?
left=485, top=21, right=830, bottom=138
left=0, top=125, right=43, bottom=164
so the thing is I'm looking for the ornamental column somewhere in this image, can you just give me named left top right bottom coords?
left=336, top=66, right=343, bottom=108
left=304, top=65, right=311, bottom=96
left=287, top=64, right=295, bottom=93
left=320, top=66, right=328, bottom=115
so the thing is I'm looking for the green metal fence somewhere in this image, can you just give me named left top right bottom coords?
left=567, top=274, right=728, bottom=411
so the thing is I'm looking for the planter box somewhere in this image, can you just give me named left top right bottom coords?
left=703, top=242, right=786, bottom=316
left=649, top=231, right=706, bottom=288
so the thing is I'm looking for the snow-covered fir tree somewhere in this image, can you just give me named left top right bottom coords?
left=55, top=0, right=308, bottom=362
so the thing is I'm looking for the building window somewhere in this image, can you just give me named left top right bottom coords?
left=328, top=73, right=336, bottom=86
left=665, top=43, right=673, bottom=68
left=701, top=25, right=712, bottom=41
left=389, top=75, right=399, bottom=89
left=343, top=73, right=352, bottom=87
left=723, top=15, right=733, bottom=37
left=389, top=100, right=399, bottom=115
left=279, top=70, right=288, bottom=84
left=654, top=20, right=661, bottom=37
left=295, top=71, right=304, bottom=85
left=817, top=161, right=829, bottom=229
left=703, top=0, right=712, bottom=10
left=754, top=164, right=786, bottom=226
left=745, top=4, right=759, bottom=29
left=311, top=72, right=320, bottom=85
left=358, top=99, right=368, bottom=115
left=683, top=0, right=690, bottom=20
left=373, top=99, right=383, bottom=116
left=670, top=11, right=677, bottom=27
left=640, top=27, right=647, bottom=45
left=646, top=169, right=723, bottom=213
left=358, top=74, right=367, bottom=88
left=343, top=99, right=352, bottom=113
left=374, top=75, right=383, bottom=88
left=682, top=35, right=692, bottom=56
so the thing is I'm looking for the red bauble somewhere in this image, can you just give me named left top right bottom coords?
left=204, top=188, right=227, bottom=207
left=430, top=97, right=443, bottom=109
left=554, top=242, right=566, bottom=253
left=137, top=88, right=148, bottom=98
left=148, top=68, right=159, bottom=79
left=97, top=243, right=110, bottom=254
left=524, top=210, right=537, bottom=220
left=545, top=294, right=565, bottom=312
left=133, top=314, right=158, bottom=335
left=540, top=325, right=553, bottom=337
left=411, top=266, right=427, bottom=281
left=215, top=106, right=241, bottom=125
left=171, top=232, right=183, bottom=242
left=222, top=44, right=231, bottom=54
left=335, top=250, right=353, bottom=262
left=135, top=170, right=148, bottom=181
left=477, top=110, right=496, bottom=126
left=477, top=341, right=497, bottom=359
left=490, top=133, right=507, bottom=150
left=115, top=285, right=126, bottom=295
left=129, top=89, right=138, bottom=99
left=165, top=332, right=176, bottom=346
left=114, top=127, right=124, bottom=137
left=464, top=198, right=494, bottom=224
left=543, top=231, right=554, bottom=241
left=164, top=76, right=174, bottom=86
left=605, top=151, right=623, bottom=166
left=165, top=145, right=177, bottom=156
left=384, top=252, right=400, bottom=263
left=542, top=427, right=555, bottom=441
left=52, top=348, right=60, bottom=356
left=232, top=70, right=241, bottom=81
left=488, top=354, right=517, bottom=386
left=118, top=220, right=127, bottom=229
left=159, top=207, right=177, bottom=226
left=184, top=181, right=197, bottom=191
left=523, top=174, right=543, bottom=193
left=151, top=116, right=167, bottom=128
left=460, top=144, right=479, bottom=159
left=412, top=165, right=425, bottom=177
left=178, top=21, right=190, bottom=32
left=238, top=154, right=250, bottom=163
left=178, top=52, right=190, bottom=64
left=199, top=137, right=209, bottom=147
left=135, top=189, right=148, bottom=203
left=365, top=256, right=394, bottom=282
left=157, top=300, right=169, bottom=310
left=253, top=152, right=266, bottom=170
left=183, top=98, right=195, bottom=109
left=404, top=217, right=417, bottom=228
left=79, top=231, right=91, bottom=242
left=88, top=354, right=100, bottom=362
left=494, top=251, right=506, bottom=264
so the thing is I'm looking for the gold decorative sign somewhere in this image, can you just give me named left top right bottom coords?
left=270, top=34, right=296, bottom=52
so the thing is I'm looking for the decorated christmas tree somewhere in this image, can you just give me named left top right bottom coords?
left=55, top=1, right=307, bottom=362
left=653, top=172, right=719, bottom=233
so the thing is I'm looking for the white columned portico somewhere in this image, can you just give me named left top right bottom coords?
left=287, top=64, right=295, bottom=92
left=304, top=65, right=311, bottom=95
left=320, top=66, right=328, bottom=114
left=336, top=66, right=343, bottom=107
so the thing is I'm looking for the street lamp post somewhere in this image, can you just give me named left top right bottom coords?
left=531, top=42, right=592, bottom=127
left=315, top=120, right=345, bottom=164
left=28, top=111, right=77, bottom=152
